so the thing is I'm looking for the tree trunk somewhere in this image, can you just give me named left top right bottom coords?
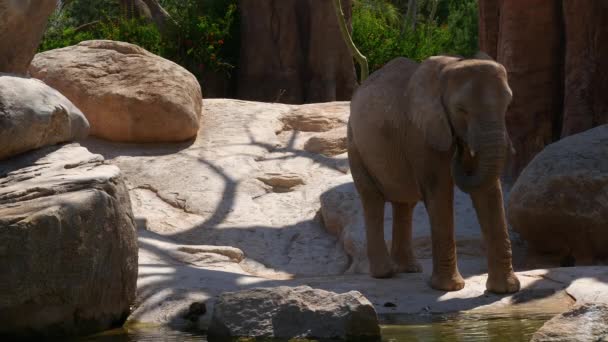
left=497, top=1, right=564, bottom=179
left=119, top=0, right=174, bottom=35
left=237, top=0, right=357, bottom=104
left=561, top=0, right=608, bottom=137
left=405, top=0, right=417, bottom=31
left=478, top=0, right=500, bottom=59
left=0, top=0, right=58, bottom=75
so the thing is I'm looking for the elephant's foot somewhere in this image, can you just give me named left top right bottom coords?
left=430, top=271, right=465, bottom=291
left=391, top=249, right=423, bottom=273
left=395, top=259, right=423, bottom=273
left=369, top=258, right=397, bottom=278
left=486, top=272, right=520, bottom=294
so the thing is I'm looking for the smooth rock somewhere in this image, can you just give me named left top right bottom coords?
left=30, top=40, right=202, bottom=142
left=508, top=125, right=608, bottom=263
left=304, top=126, right=347, bottom=156
left=257, top=172, right=305, bottom=192
left=531, top=303, right=608, bottom=342
left=208, top=286, right=380, bottom=340
left=0, top=74, right=89, bottom=160
left=0, top=144, right=138, bottom=337
left=0, top=0, right=56, bottom=74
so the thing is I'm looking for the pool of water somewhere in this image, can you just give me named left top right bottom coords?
left=73, top=313, right=551, bottom=341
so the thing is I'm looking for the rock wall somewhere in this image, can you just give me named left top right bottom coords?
left=479, top=0, right=608, bottom=178
left=237, top=0, right=357, bottom=104
left=0, top=0, right=57, bottom=74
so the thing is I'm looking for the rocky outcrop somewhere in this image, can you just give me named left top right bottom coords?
left=208, top=286, right=380, bottom=340
left=237, top=0, right=357, bottom=104
left=561, top=1, right=608, bottom=137
left=507, top=125, right=608, bottom=264
left=304, top=127, right=347, bottom=156
left=30, top=40, right=202, bottom=143
left=0, top=0, right=57, bottom=74
left=531, top=303, right=608, bottom=342
left=479, top=1, right=608, bottom=178
left=0, top=144, right=138, bottom=337
left=280, top=102, right=350, bottom=132
left=0, top=74, right=89, bottom=160
left=83, top=99, right=351, bottom=278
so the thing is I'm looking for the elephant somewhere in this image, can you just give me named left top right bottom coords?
left=347, top=54, right=520, bottom=293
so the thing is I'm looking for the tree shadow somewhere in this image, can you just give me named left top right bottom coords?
left=79, top=125, right=607, bottom=328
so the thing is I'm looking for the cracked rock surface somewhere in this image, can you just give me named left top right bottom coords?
left=0, top=144, right=137, bottom=336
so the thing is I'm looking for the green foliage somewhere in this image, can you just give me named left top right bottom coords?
left=352, top=0, right=478, bottom=73
left=444, top=0, right=479, bottom=57
left=40, top=0, right=239, bottom=81
left=159, top=0, right=239, bottom=76
left=41, top=15, right=162, bottom=55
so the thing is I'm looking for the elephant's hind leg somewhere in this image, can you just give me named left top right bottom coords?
left=348, top=143, right=395, bottom=278
left=391, top=202, right=422, bottom=273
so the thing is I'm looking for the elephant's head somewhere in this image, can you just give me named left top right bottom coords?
left=406, top=53, right=513, bottom=193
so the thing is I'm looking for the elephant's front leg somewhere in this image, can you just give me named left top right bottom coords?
left=470, top=179, right=520, bottom=293
left=424, top=184, right=465, bottom=291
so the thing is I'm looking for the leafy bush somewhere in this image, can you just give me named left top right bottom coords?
left=40, top=15, right=163, bottom=54
left=160, top=0, right=239, bottom=77
left=352, top=0, right=478, bottom=73
left=40, top=0, right=239, bottom=81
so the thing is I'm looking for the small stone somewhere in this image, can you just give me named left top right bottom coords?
left=257, top=172, right=305, bottom=192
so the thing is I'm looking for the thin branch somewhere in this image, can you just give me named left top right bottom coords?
left=332, top=0, right=369, bottom=82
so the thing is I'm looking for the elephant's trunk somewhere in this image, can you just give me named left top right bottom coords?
left=452, top=121, right=507, bottom=193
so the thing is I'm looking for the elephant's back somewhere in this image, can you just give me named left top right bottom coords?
left=359, top=57, right=419, bottom=92
left=350, top=57, right=419, bottom=125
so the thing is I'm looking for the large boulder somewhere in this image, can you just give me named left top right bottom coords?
left=29, top=40, right=202, bottom=142
left=531, top=303, right=608, bottom=342
left=237, top=0, right=357, bottom=104
left=208, top=286, right=380, bottom=340
left=0, top=74, right=89, bottom=160
left=507, top=125, right=608, bottom=264
left=0, top=144, right=138, bottom=337
left=0, top=0, right=57, bottom=74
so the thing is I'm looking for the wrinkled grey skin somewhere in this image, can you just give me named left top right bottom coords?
left=348, top=54, right=520, bottom=293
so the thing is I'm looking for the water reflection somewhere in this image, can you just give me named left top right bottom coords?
left=381, top=312, right=551, bottom=342
left=72, top=313, right=551, bottom=342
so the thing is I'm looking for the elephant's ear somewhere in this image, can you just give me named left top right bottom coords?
left=406, top=56, right=460, bottom=152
